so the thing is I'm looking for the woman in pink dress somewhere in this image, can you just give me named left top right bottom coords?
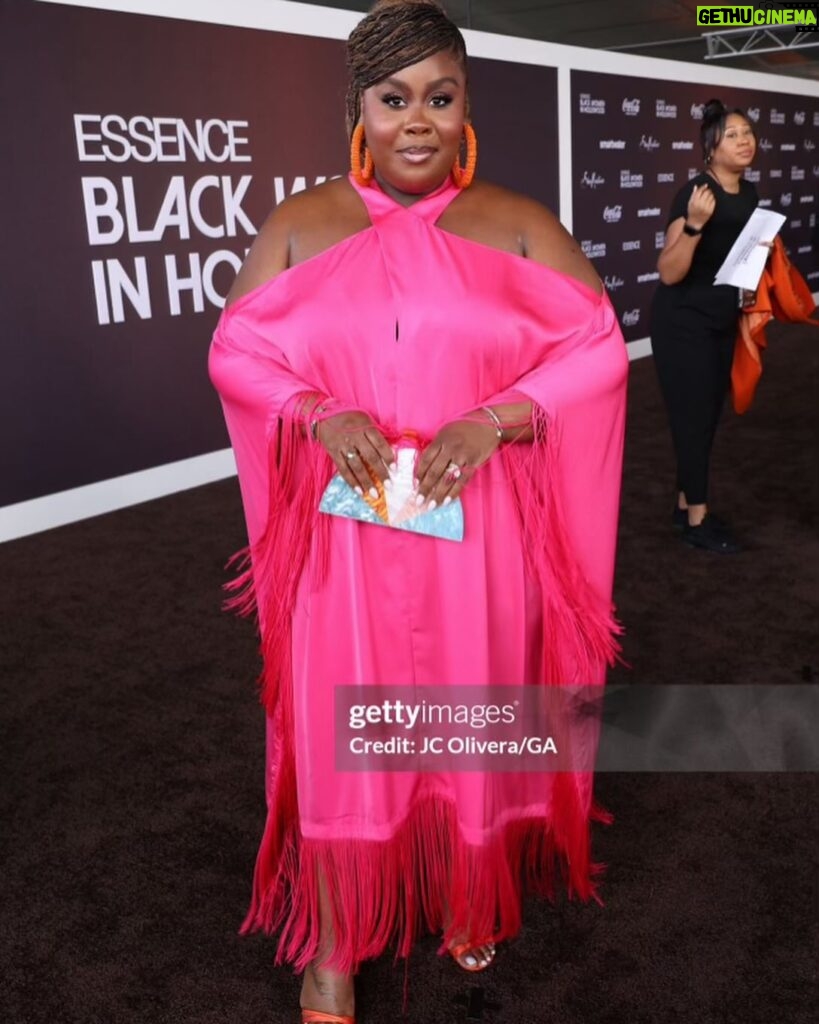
left=209, top=1, right=628, bottom=1020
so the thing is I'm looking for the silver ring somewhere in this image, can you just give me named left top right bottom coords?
left=344, top=450, right=357, bottom=460
left=446, top=462, right=462, bottom=480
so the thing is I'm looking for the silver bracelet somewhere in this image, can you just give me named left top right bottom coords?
left=480, top=405, right=504, bottom=441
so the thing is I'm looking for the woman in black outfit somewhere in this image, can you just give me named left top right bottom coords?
left=650, top=99, right=761, bottom=553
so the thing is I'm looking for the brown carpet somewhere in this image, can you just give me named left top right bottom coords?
left=1, top=323, right=817, bottom=1024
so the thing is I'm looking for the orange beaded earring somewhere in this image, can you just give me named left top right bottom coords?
left=350, top=123, right=374, bottom=186
left=451, top=122, right=477, bottom=189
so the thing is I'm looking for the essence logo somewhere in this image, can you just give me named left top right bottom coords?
left=580, top=171, right=605, bottom=189
left=640, top=134, right=660, bottom=151
left=603, top=205, right=623, bottom=223
left=621, top=309, right=641, bottom=327
left=657, top=171, right=676, bottom=183
left=622, top=240, right=641, bottom=252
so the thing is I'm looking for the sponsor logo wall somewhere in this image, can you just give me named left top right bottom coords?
left=2, top=1, right=557, bottom=510
left=573, top=73, right=819, bottom=341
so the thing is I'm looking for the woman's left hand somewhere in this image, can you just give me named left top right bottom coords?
left=415, top=418, right=501, bottom=510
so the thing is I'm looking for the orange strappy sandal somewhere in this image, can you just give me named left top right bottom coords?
left=301, top=1011, right=355, bottom=1024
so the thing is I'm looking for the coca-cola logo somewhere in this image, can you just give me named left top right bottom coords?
left=794, top=111, right=806, bottom=125
left=747, top=107, right=760, bottom=123
left=581, top=171, right=605, bottom=189
left=780, top=193, right=792, bottom=207
left=604, top=274, right=625, bottom=290
left=691, top=103, right=704, bottom=120
left=622, top=98, right=640, bottom=116
left=639, top=134, right=660, bottom=151
left=621, top=309, right=641, bottom=326
left=603, top=205, right=623, bottom=223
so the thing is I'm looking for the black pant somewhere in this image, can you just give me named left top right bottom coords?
left=650, top=312, right=735, bottom=506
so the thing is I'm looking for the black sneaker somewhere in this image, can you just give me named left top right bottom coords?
left=682, top=515, right=742, bottom=554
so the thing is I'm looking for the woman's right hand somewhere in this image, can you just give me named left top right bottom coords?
left=317, top=411, right=394, bottom=497
left=686, top=183, right=716, bottom=231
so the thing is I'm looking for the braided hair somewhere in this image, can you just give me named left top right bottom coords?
left=345, top=0, right=468, bottom=138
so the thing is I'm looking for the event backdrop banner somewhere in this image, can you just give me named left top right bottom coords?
left=572, top=71, right=819, bottom=342
left=1, top=0, right=558, bottom=509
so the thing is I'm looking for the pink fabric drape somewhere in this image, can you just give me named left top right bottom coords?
left=208, top=174, right=628, bottom=972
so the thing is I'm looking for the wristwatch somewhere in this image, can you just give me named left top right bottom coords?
left=682, top=222, right=703, bottom=237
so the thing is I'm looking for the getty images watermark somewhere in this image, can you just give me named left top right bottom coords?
left=335, top=685, right=819, bottom=772
left=696, top=3, right=818, bottom=28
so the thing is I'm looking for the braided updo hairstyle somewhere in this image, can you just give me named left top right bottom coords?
left=701, top=97, right=754, bottom=163
left=345, top=0, right=468, bottom=138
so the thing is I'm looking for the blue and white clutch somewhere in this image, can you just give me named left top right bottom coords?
left=319, top=446, right=464, bottom=542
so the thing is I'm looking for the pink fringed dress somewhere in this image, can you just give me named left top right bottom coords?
left=208, top=174, right=628, bottom=972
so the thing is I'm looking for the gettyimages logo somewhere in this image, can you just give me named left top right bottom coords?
left=805, top=139, right=817, bottom=151
left=603, top=204, right=623, bottom=223
left=639, top=134, right=660, bottom=151
left=581, top=170, right=605, bottom=189
left=691, top=103, right=704, bottom=120
left=638, top=206, right=662, bottom=217
left=792, top=167, right=806, bottom=181
left=656, top=99, right=677, bottom=119
left=657, top=171, right=675, bottom=183
left=794, top=111, right=806, bottom=126
left=781, top=192, right=793, bottom=206
left=747, top=107, right=760, bottom=123
left=581, top=240, right=607, bottom=259
left=770, top=109, right=786, bottom=125
left=622, top=98, right=640, bottom=116
left=600, top=139, right=627, bottom=149
left=604, top=274, right=625, bottom=290
left=672, top=140, right=694, bottom=150
left=579, top=93, right=606, bottom=115
left=620, top=169, right=644, bottom=188
left=758, top=137, right=773, bottom=152
left=622, top=239, right=641, bottom=251
left=621, top=309, right=641, bottom=327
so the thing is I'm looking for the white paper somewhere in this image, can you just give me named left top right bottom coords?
left=713, top=207, right=786, bottom=289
